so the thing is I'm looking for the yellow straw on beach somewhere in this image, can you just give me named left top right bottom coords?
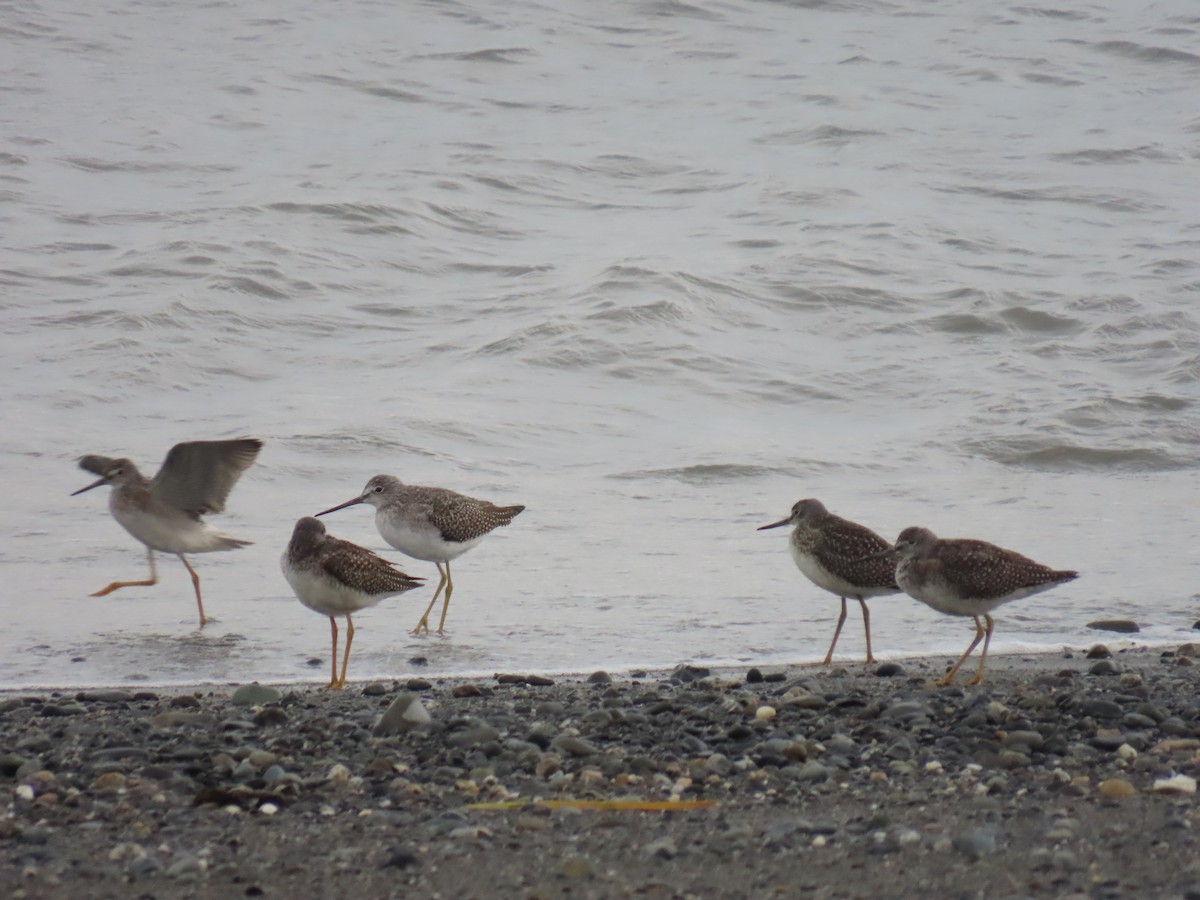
left=467, top=799, right=717, bottom=811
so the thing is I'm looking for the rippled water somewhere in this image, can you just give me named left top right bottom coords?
left=2, top=0, right=1199, bottom=687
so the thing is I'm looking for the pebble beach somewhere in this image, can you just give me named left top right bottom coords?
left=3, top=645, right=1200, bottom=899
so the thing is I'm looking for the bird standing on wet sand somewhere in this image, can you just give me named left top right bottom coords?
left=282, top=517, right=424, bottom=689
left=316, top=475, right=524, bottom=635
left=71, top=438, right=263, bottom=627
left=875, top=526, right=1078, bottom=686
left=758, top=498, right=900, bottom=665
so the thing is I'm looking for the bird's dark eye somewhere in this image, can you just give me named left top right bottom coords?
left=373, top=485, right=383, bottom=493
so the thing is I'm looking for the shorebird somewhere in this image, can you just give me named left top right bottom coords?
left=316, top=475, right=524, bottom=635
left=71, top=438, right=263, bottom=626
left=875, top=526, right=1078, bottom=686
left=282, top=517, right=424, bottom=689
left=758, top=499, right=900, bottom=665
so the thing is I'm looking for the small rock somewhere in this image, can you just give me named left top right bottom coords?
left=874, top=662, right=905, bottom=678
left=953, top=824, right=1001, bottom=858
left=1098, top=779, right=1136, bottom=799
left=644, top=837, right=677, bottom=859
left=230, top=684, right=282, bottom=707
left=587, top=671, right=612, bottom=684
left=551, top=735, right=600, bottom=757
left=670, top=664, right=711, bottom=683
left=746, top=668, right=764, bottom=684
left=1176, top=644, right=1200, bottom=659
left=1151, top=774, right=1197, bottom=794
left=562, top=855, right=593, bottom=878
left=452, top=684, right=483, bottom=698
left=755, top=706, right=776, bottom=721
left=1085, top=645, right=1111, bottom=659
left=76, top=690, right=135, bottom=703
left=408, top=656, right=428, bottom=666
left=1088, top=660, right=1120, bottom=676
left=374, top=694, right=432, bottom=735
left=406, top=678, right=432, bottom=690
left=382, top=847, right=419, bottom=869
left=1086, top=620, right=1140, bottom=634
left=361, top=683, right=388, bottom=696
left=253, top=707, right=288, bottom=727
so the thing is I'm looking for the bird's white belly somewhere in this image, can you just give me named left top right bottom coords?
left=898, top=573, right=1059, bottom=616
left=111, top=502, right=234, bottom=555
left=790, top=542, right=877, bottom=599
left=377, top=513, right=483, bottom=563
left=281, top=558, right=388, bottom=617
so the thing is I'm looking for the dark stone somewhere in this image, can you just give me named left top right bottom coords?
left=382, top=847, right=419, bottom=869
left=746, top=668, right=764, bottom=684
left=671, top=664, right=711, bottom=683
left=874, top=662, right=905, bottom=678
left=253, top=707, right=289, bottom=727
left=1086, top=645, right=1112, bottom=659
left=587, top=671, right=612, bottom=684
left=406, top=678, right=433, bottom=691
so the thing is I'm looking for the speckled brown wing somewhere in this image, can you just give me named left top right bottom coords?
left=429, top=490, right=525, bottom=544
left=322, top=537, right=424, bottom=596
left=814, top=516, right=899, bottom=591
left=925, top=539, right=1077, bottom=601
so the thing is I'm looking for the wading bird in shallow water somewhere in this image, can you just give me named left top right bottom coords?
left=316, top=475, right=524, bottom=635
left=71, top=438, right=263, bottom=627
left=758, top=499, right=900, bottom=665
left=281, top=517, right=424, bottom=689
left=868, top=526, right=1078, bottom=686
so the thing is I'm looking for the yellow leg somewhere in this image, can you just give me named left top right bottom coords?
left=857, top=596, right=875, bottom=664
left=326, top=617, right=340, bottom=689
left=822, top=596, right=849, bottom=665
left=177, top=554, right=207, bottom=627
left=412, top=562, right=448, bottom=635
left=337, top=615, right=355, bottom=689
left=965, top=614, right=995, bottom=686
left=436, top=561, right=454, bottom=633
left=91, top=548, right=158, bottom=596
left=939, top=615, right=986, bottom=686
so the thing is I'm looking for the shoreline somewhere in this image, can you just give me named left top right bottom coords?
left=3, top=644, right=1200, bottom=898
left=0, top=638, right=1164, bottom=696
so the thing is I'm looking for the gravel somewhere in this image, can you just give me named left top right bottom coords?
left=3, top=646, right=1200, bottom=898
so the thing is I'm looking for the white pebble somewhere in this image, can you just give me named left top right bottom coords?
left=755, top=706, right=777, bottom=721
left=259, top=803, right=279, bottom=816
left=328, top=763, right=351, bottom=783
left=14, top=785, right=34, bottom=802
left=811, top=835, right=826, bottom=848
left=924, top=760, right=943, bottom=774
left=1152, top=774, right=1197, bottom=794
left=1117, top=744, right=1138, bottom=760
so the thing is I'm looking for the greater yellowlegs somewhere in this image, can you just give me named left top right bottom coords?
left=315, top=475, right=524, bottom=635
left=877, top=526, right=1078, bottom=685
left=71, top=438, right=263, bottom=626
left=282, top=517, right=424, bottom=689
left=758, top=498, right=900, bottom=665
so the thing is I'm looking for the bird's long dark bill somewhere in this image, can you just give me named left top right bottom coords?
left=70, top=477, right=108, bottom=496
left=314, top=496, right=365, bottom=517
left=757, top=517, right=791, bottom=531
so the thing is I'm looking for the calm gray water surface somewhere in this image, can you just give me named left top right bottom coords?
left=2, top=0, right=1199, bottom=687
